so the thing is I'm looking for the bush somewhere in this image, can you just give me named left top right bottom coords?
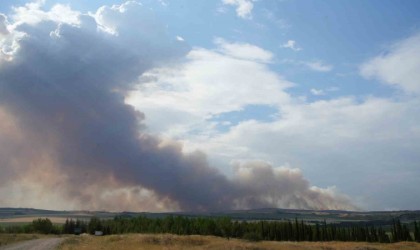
left=32, top=218, right=53, bottom=234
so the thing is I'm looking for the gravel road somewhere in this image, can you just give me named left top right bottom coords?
left=0, top=238, right=64, bottom=250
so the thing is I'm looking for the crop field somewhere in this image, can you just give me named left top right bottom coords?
left=57, top=234, right=420, bottom=250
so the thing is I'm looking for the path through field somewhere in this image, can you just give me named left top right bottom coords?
left=0, top=238, right=64, bottom=250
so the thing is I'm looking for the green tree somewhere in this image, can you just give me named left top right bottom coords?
left=219, top=217, right=232, bottom=240
left=32, top=218, right=53, bottom=234
left=414, top=221, right=420, bottom=242
left=88, top=217, right=103, bottom=234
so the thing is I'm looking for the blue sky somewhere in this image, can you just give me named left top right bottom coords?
left=1, top=0, right=420, bottom=211
left=1, top=0, right=419, bottom=100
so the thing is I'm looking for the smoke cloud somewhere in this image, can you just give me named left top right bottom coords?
left=0, top=1, right=355, bottom=211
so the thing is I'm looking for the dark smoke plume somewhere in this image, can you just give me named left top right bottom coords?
left=0, top=2, right=356, bottom=211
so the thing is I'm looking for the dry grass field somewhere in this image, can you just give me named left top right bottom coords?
left=0, top=234, right=48, bottom=247
left=57, top=234, right=420, bottom=250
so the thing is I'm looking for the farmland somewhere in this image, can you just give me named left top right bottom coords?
left=1, top=207, right=420, bottom=248
left=57, top=234, right=420, bottom=250
left=2, top=207, right=420, bottom=225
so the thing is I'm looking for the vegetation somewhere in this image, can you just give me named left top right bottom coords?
left=1, top=218, right=61, bottom=234
left=2, top=216, right=420, bottom=244
left=0, top=234, right=44, bottom=247
left=58, top=234, right=420, bottom=250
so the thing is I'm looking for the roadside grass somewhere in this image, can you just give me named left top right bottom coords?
left=57, top=234, right=420, bottom=250
left=0, top=234, right=45, bottom=247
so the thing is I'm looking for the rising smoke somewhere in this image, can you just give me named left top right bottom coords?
left=0, top=1, right=356, bottom=211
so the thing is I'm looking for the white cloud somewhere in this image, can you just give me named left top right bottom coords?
left=127, top=37, right=420, bottom=210
left=305, top=60, right=333, bottom=72
left=282, top=40, right=302, bottom=51
left=11, top=1, right=80, bottom=27
left=176, top=35, right=184, bottom=41
left=282, top=59, right=333, bottom=72
left=360, top=33, right=420, bottom=94
left=214, top=37, right=274, bottom=63
left=0, top=14, right=9, bottom=36
left=0, top=14, right=23, bottom=62
left=126, top=38, right=362, bottom=209
left=310, top=87, right=338, bottom=96
left=222, top=0, right=254, bottom=19
left=310, top=88, right=325, bottom=96
left=190, top=96, right=420, bottom=209
left=126, top=39, right=292, bottom=137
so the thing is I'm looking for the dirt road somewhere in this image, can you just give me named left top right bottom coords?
left=0, top=238, right=64, bottom=250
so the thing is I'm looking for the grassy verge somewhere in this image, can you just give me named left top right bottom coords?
left=0, top=234, right=46, bottom=247
left=57, top=234, right=420, bottom=250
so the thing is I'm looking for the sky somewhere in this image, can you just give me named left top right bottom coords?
left=0, top=0, right=419, bottom=211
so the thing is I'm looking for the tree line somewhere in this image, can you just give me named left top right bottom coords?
left=1, top=216, right=419, bottom=243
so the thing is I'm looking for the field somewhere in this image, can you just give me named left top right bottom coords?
left=0, top=217, right=69, bottom=224
left=2, top=208, right=420, bottom=249
left=2, top=207, right=420, bottom=225
left=57, top=234, right=420, bottom=250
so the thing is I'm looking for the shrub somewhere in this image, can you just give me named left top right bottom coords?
left=32, top=218, right=53, bottom=234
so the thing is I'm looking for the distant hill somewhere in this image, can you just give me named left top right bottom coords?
left=1, top=207, right=420, bottom=226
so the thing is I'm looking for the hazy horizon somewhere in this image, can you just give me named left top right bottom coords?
left=0, top=0, right=419, bottom=212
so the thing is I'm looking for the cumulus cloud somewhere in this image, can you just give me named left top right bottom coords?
left=126, top=39, right=292, bottom=137
left=127, top=39, right=358, bottom=210
left=360, top=33, right=420, bottom=94
left=127, top=34, right=420, bottom=210
left=222, top=0, right=254, bottom=19
left=282, top=40, right=302, bottom=51
left=0, top=1, right=355, bottom=212
left=11, top=1, right=80, bottom=26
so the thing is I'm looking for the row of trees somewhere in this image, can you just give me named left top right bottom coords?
left=392, top=219, right=419, bottom=242
left=1, top=216, right=420, bottom=243
left=1, top=218, right=61, bottom=234
left=57, top=216, right=420, bottom=243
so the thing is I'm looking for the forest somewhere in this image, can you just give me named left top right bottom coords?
left=1, top=216, right=420, bottom=243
